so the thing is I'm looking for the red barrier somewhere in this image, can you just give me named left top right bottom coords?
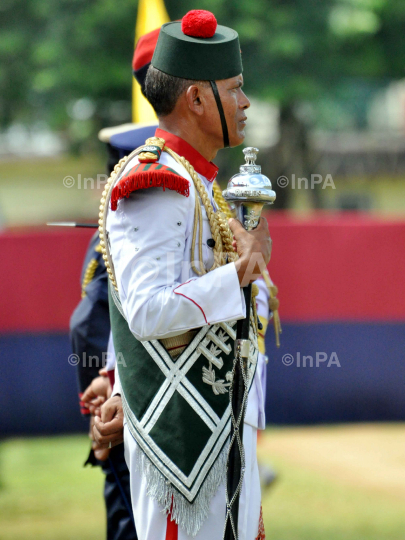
left=266, top=212, right=405, bottom=322
left=1, top=213, right=404, bottom=332
left=1, top=228, right=93, bottom=332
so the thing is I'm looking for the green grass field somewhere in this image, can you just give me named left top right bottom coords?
left=0, top=424, right=404, bottom=540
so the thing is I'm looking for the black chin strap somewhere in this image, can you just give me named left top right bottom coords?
left=210, top=80, right=230, bottom=148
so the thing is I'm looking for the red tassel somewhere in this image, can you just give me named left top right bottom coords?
left=166, top=513, right=178, bottom=540
left=166, top=497, right=178, bottom=540
left=255, top=506, right=266, bottom=540
left=111, top=170, right=189, bottom=211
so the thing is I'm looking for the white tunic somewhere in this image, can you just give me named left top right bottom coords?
left=106, top=133, right=266, bottom=539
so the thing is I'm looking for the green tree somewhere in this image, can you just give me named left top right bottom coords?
left=1, top=0, right=405, bottom=204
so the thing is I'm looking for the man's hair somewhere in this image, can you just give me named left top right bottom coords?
left=144, top=65, right=208, bottom=117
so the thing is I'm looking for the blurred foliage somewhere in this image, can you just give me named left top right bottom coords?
left=0, top=0, right=137, bottom=142
left=1, top=0, right=405, bottom=200
left=1, top=0, right=405, bottom=134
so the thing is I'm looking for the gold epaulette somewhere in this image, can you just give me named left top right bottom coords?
left=81, top=243, right=101, bottom=298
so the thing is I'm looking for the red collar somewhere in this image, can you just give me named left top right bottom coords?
left=155, top=128, right=218, bottom=182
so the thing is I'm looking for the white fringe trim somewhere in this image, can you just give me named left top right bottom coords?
left=135, top=445, right=228, bottom=537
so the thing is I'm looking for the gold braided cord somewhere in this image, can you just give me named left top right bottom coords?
left=98, top=155, right=132, bottom=291
left=217, top=210, right=237, bottom=262
left=213, top=180, right=234, bottom=219
left=138, top=151, right=158, bottom=162
left=144, top=137, right=165, bottom=147
left=190, top=194, right=207, bottom=276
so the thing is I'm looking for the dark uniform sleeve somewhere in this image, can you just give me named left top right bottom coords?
left=70, top=231, right=110, bottom=415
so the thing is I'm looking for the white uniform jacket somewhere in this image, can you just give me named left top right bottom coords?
left=107, top=128, right=267, bottom=429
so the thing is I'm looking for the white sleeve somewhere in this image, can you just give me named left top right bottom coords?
left=112, top=364, right=122, bottom=397
left=106, top=332, right=121, bottom=396
left=107, top=187, right=245, bottom=342
left=255, top=276, right=270, bottom=321
left=105, top=332, right=116, bottom=371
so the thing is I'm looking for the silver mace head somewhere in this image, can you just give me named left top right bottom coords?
left=222, top=147, right=276, bottom=230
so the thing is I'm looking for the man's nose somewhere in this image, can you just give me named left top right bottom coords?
left=240, top=91, right=250, bottom=110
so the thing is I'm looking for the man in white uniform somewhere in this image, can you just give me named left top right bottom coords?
left=95, top=10, right=272, bottom=540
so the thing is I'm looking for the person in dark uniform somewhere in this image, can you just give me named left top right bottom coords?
left=69, top=29, right=161, bottom=540
left=70, top=228, right=137, bottom=540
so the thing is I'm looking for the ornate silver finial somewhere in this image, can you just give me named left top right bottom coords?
left=243, top=147, right=259, bottom=165
left=240, top=147, right=261, bottom=174
left=222, top=146, right=276, bottom=230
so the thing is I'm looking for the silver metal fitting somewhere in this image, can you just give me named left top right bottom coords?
left=235, top=339, right=251, bottom=359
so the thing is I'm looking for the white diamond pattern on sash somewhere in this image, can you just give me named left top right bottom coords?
left=121, top=320, right=258, bottom=493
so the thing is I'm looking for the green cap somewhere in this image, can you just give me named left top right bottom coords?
left=151, top=19, right=243, bottom=81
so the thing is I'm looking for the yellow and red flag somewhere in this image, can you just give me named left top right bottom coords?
left=132, top=0, right=170, bottom=123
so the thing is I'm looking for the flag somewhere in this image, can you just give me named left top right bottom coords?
left=132, top=0, right=170, bottom=123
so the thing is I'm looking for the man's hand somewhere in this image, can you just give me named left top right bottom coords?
left=89, top=415, right=111, bottom=461
left=229, top=217, right=272, bottom=287
left=92, top=395, right=124, bottom=449
left=81, top=369, right=112, bottom=416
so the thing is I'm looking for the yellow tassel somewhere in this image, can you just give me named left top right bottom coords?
left=262, top=268, right=282, bottom=348
left=251, top=283, right=260, bottom=333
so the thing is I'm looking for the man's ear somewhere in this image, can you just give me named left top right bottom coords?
left=185, top=84, right=204, bottom=116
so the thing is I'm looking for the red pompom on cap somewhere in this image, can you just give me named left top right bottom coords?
left=181, top=10, right=217, bottom=39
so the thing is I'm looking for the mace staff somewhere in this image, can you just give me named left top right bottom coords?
left=222, top=147, right=276, bottom=540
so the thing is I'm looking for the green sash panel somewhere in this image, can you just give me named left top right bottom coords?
left=108, top=283, right=258, bottom=536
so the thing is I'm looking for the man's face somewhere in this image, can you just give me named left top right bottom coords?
left=215, top=74, right=250, bottom=147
